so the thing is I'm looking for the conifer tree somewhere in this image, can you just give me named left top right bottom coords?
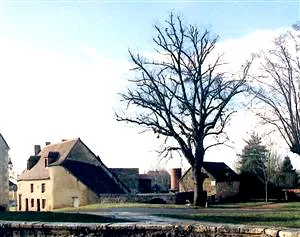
left=239, top=133, right=269, bottom=201
left=278, top=156, right=298, bottom=188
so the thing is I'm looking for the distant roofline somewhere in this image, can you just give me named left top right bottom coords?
left=179, top=161, right=236, bottom=182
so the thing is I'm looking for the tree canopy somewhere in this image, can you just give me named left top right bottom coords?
left=252, top=30, right=300, bottom=156
left=239, top=133, right=268, bottom=180
left=116, top=13, right=251, bottom=206
left=278, top=156, right=298, bottom=188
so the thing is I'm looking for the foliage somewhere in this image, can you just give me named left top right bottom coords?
left=116, top=13, right=251, bottom=206
left=239, top=133, right=268, bottom=180
left=252, top=30, right=300, bottom=155
left=238, top=133, right=283, bottom=201
left=277, top=156, right=298, bottom=188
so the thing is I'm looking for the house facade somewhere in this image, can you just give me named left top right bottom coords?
left=0, top=134, right=9, bottom=209
left=179, top=162, right=240, bottom=202
left=17, top=138, right=129, bottom=211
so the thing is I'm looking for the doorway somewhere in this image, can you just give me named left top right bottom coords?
left=72, top=197, right=79, bottom=208
left=25, top=198, right=28, bottom=211
left=37, top=199, right=40, bottom=211
left=18, top=194, right=22, bottom=211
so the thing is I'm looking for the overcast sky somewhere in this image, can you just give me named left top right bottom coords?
left=0, top=0, right=299, bottom=174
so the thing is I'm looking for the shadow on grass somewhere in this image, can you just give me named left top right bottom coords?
left=0, top=212, right=130, bottom=223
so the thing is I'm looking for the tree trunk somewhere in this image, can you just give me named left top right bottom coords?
left=193, top=167, right=207, bottom=206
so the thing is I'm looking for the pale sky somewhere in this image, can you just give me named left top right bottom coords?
left=0, top=0, right=299, bottom=174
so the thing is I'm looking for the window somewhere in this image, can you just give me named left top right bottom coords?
left=211, top=181, right=216, bottom=186
left=30, top=183, right=34, bottom=193
left=31, top=198, right=34, bottom=207
left=42, top=199, right=46, bottom=209
left=45, top=158, right=48, bottom=167
left=41, top=183, right=45, bottom=193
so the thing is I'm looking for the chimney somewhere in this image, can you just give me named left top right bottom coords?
left=170, top=168, right=182, bottom=192
left=45, top=142, right=51, bottom=146
left=34, top=145, right=41, bottom=155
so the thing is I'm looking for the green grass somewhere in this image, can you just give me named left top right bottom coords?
left=210, top=201, right=275, bottom=208
left=156, top=210, right=300, bottom=228
left=0, top=212, right=129, bottom=223
left=279, top=202, right=300, bottom=209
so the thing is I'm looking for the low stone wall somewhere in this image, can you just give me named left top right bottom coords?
left=96, top=193, right=176, bottom=204
left=1, top=221, right=300, bottom=236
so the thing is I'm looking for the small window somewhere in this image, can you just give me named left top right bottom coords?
left=42, top=199, right=46, bottom=209
left=41, top=183, right=45, bottom=193
left=31, top=198, right=34, bottom=207
left=45, top=158, right=48, bottom=167
left=30, top=183, right=34, bottom=193
left=211, top=181, right=216, bottom=186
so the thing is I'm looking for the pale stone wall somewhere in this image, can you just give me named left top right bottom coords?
left=95, top=193, right=177, bottom=204
left=179, top=168, right=217, bottom=195
left=50, top=166, right=98, bottom=209
left=179, top=169, right=193, bottom=192
left=179, top=168, right=239, bottom=202
left=0, top=139, right=9, bottom=209
left=17, top=179, right=51, bottom=211
left=0, top=222, right=298, bottom=236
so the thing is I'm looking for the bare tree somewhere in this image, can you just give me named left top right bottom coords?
left=253, top=31, right=300, bottom=155
left=116, top=14, right=251, bottom=206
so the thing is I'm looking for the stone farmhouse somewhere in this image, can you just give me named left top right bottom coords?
left=179, top=162, right=240, bottom=203
left=0, top=134, right=9, bottom=210
left=17, top=138, right=130, bottom=211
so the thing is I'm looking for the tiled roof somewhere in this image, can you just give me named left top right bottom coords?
left=18, top=138, right=129, bottom=194
left=203, top=162, right=239, bottom=182
left=18, top=139, right=79, bottom=181
left=63, top=160, right=129, bottom=194
left=180, top=162, right=239, bottom=182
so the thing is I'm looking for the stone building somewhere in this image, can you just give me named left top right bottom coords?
left=179, top=162, right=240, bottom=202
left=17, top=138, right=130, bottom=211
left=146, top=170, right=170, bottom=193
left=0, top=134, right=9, bottom=209
left=110, top=168, right=139, bottom=193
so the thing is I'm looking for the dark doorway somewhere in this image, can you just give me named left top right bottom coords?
left=25, top=198, right=28, bottom=211
left=37, top=199, right=40, bottom=211
left=18, top=194, right=22, bottom=211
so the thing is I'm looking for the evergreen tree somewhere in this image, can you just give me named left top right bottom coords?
left=278, top=156, right=298, bottom=188
left=239, top=133, right=268, bottom=179
left=239, top=133, right=269, bottom=201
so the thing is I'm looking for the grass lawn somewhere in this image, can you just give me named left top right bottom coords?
left=156, top=202, right=300, bottom=228
left=0, top=212, right=129, bottom=223
left=209, top=201, right=275, bottom=208
left=156, top=212, right=300, bottom=228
